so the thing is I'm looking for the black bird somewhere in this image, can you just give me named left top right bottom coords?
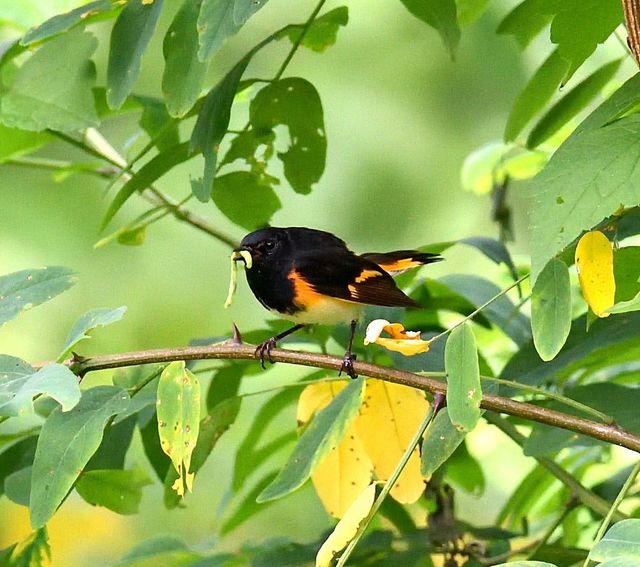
left=233, top=227, right=442, bottom=377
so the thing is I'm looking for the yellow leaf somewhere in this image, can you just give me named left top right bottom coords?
left=356, top=379, right=428, bottom=503
left=315, top=483, right=376, bottom=567
left=575, top=230, right=616, bottom=317
left=298, top=382, right=373, bottom=518
left=364, top=319, right=431, bottom=356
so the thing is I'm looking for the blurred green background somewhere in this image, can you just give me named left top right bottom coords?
left=0, top=0, right=590, bottom=564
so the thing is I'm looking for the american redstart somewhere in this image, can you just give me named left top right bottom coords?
left=232, top=227, right=442, bottom=377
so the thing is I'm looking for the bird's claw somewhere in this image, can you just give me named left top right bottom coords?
left=255, top=337, right=278, bottom=369
left=339, top=352, right=358, bottom=379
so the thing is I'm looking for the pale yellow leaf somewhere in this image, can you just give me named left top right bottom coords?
left=298, top=381, right=373, bottom=518
left=356, top=379, right=428, bottom=503
left=315, top=483, right=376, bottom=567
left=575, top=230, right=616, bottom=317
left=364, top=319, right=431, bottom=356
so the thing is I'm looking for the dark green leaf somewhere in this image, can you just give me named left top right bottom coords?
left=250, top=78, right=326, bottom=194
left=212, top=171, right=281, bottom=230
left=1, top=528, right=50, bottom=566
left=0, top=28, right=98, bottom=131
left=101, top=142, right=192, bottom=230
left=86, top=415, right=137, bottom=471
left=504, top=48, right=569, bottom=142
left=276, top=6, right=348, bottom=53
left=0, top=266, right=76, bottom=326
left=257, top=377, right=365, bottom=502
left=59, top=306, right=127, bottom=361
left=220, top=129, right=275, bottom=167
left=220, top=471, right=277, bottom=535
left=492, top=562, right=556, bottom=567
left=0, top=124, right=50, bottom=163
left=398, top=0, right=460, bottom=59
left=589, top=519, right=640, bottom=562
left=206, top=364, right=243, bottom=409
left=421, top=409, right=466, bottom=477
left=459, top=236, right=519, bottom=283
left=21, top=0, right=120, bottom=46
left=527, top=59, right=623, bottom=149
left=496, top=0, right=552, bottom=49
left=136, top=96, right=180, bottom=152
left=529, top=114, right=640, bottom=279
left=190, top=57, right=250, bottom=200
left=197, top=0, right=269, bottom=61
left=614, top=247, right=640, bottom=302
left=0, top=362, right=80, bottom=417
left=30, top=386, right=130, bottom=528
left=140, top=411, right=172, bottom=482
left=5, top=466, right=31, bottom=506
left=0, top=436, right=37, bottom=499
left=445, top=322, right=481, bottom=432
left=106, top=0, right=164, bottom=109
left=116, top=535, right=203, bottom=566
left=531, top=258, right=571, bottom=361
left=162, top=0, right=207, bottom=117
left=76, top=468, right=152, bottom=515
left=446, top=441, right=485, bottom=495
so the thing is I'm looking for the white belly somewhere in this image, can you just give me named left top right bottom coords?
left=273, top=297, right=362, bottom=325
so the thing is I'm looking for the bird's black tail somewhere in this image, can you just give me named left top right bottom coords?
left=361, top=250, right=443, bottom=276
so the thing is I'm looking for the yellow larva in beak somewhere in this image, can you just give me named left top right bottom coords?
left=224, top=250, right=253, bottom=308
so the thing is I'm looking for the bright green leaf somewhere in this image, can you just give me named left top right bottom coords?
left=30, top=386, right=130, bottom=528
left=3, top=528, right=50, bottom=566
left=496, top=0, right=552, bottom=49
left=531, top=258, right=571, bottom=361
left=460, top=141, right=507, bottom=194
left=58, top=306, right=127, bottom=361
left=0, top=266, right=76, bottom=326
left=76, top=468, right=152, bottom=515
left=614, top=247, right=640, bottom=303
left=608, top=292, right=640, bottom=314
left=257, top=377, right=365, bottom=502
left=0, top=28, right=98, bottom=131
left=529, top=114, right=640, bottom=280
left=505, top=48, right=570, bottom=142
left=455, top=0, right=490, bottom=26
left=276, top=6, right=348, bottom=53
left=445, top=322, right=481, bottom=432
left=589, top=519, right=640, bottom=561
left=106, top=0, right=164, bottom=109
left=156, top=361, right=200, bottom=497
left=197, top=0, right=269, bottom=61
left=212, top=171, right=281, bottom=230
left=0, top=363, right=80, bottom=417
left=421, top=409, right=466, bottom=477
left=0, top=124, right=50, bottom=163
left=527, top=59, right=623, bottom=149
left=398, top=0, right=460, bottom=59
left=21, top=0, right=121, bottom=46
left=162, top=0, right=207, bottom=117
left=493, top=562, right=557, bottom=567
left=250, top=78, right=326, bottom=194
left=118, top=226, right=147, bottom=246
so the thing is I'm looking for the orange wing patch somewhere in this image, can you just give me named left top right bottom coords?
left=289, top=269, right=323, bottom=308
left=375, top=258, right=422, bottom=274
left=355, top=269, right=383, bottom=283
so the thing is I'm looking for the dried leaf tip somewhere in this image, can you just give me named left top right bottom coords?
left=364, top=319, right=431, bottom=356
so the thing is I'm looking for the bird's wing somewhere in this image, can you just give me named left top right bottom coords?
left=361, top=250, right=443, bottom=276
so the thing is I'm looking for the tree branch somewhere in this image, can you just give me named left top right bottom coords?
left=71, top=342, right=640, bottom=454
left=623, top=0, right=640, bottom=66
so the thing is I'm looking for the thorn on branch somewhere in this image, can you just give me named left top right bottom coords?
left=231, top=322, right=243, bottom=345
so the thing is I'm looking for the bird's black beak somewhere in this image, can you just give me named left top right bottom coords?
left=232, top=247, right=253, bottom=269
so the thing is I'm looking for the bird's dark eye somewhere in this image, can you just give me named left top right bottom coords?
left=263, top=239, right=276, bottom=251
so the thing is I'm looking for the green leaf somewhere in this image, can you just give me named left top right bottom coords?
left=257, top=377, right=365, bottom=502
left=162, top=0, right=207, bottom=117
left=3, top=528, right=50, bottom=566
left=29, top=385, right=130, bottom=528
left=0, top=28, right=98, bottom=131
left=455, top=0, right=490, bottom=26
left=221, top=471, right=277, bottom=535
left=0, top=266, right=76, bottom=326
left=5, top=466, right=31, bottom=506
left=140, top=412, right=171, bottom=482
left=527, top=59, right=623, bottom=149
left=459, top=237, right=519, bottom=283
left=496, top=0, right=552, bottom=49
left=0, top=363, right=80, bottom=417
left=250, top=78, right=326, bottom=194
left=589, top=519, right=640, bottom=562
left=614, top=247, right=640, bottom=303
left=190, top=56, right=250, bottom=200
left=86, top=415, right=138, bottom=471
left=197, top=0, right=269, bottom=61
left=212, top=171, right=281, bottom=230
left=421, top=409, right=466, bottom=477
left=220, top=129, right=275, bottom=167
left=460, top=141, right=507, bottom=195
left=76, top=468, right=152, bottom=515
left=21, top=0, right=121, bottom=46
left=493, top=562, right=557, bottom=567
left=106, top=0, right=164, bottom=109
left=58, top=306, right=127, bottom=361
left=445, top=322, right=481, bottom=432
left=529, top=114, right=640, bottom=280
left=446, top=441, right=485, bottom=494
left=276, top=6, right=348, bottom=53
left=136, top=96, right=180, bottom=152
left=398, top=0, right=460, bottom=59
left=0, top=436, right=38, bottom=499
left=531, top=259, right=571, bottom=361
left=608, top=292, right=640, bottom=314
left=505, top=48, right=569, bottom=142
left=100, top=142, right=192, bottom=230
left=157, top=361, right=200, bottom=496
left=0, top=124, right=50, bottom=163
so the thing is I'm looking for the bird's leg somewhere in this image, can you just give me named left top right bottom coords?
left=255, top=324, right=305, bottom=369
left=339, top=320, right=358, bottom=379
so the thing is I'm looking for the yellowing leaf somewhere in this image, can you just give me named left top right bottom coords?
left=298, top=382, right=373, bottom=518
left=356, top=379, right=428, bottom=503
left=316, top=483, right=376, bottom=567
left=364, top=319, right=431, bottom=356
left=575, top=230, right=616, bottom=317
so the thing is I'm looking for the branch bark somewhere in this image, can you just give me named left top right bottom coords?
left=72, top=342, right=640, bottom=454
left=623, top=0, right=640, bottom=66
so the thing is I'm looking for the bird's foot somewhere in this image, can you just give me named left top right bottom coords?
left=255, top=337, right=278, bottom=369
left=339, top=352, right=358, bottom=379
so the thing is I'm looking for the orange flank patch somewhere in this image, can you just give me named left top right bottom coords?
left=354, top=269, right=382, bottom=283
left=288, top=269, right=324, bottom=308
left=376, top=258, right=420, bottom=273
